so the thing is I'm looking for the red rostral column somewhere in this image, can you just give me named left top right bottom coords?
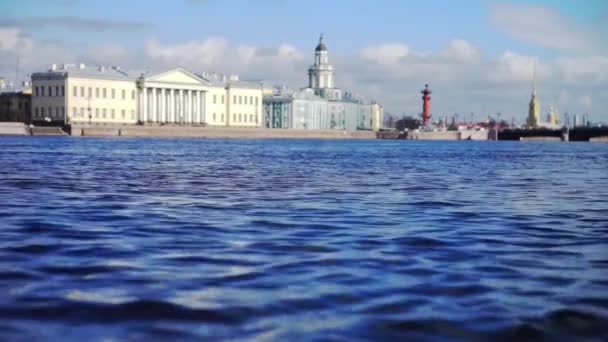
left=421, top=84, right=432, bottom=126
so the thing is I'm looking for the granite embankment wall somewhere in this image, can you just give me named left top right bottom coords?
left=405, top=130, right=489, bottom=140
left=0, top=122, right=28, bottom=135
left=71, top=125, right=376, bottom=139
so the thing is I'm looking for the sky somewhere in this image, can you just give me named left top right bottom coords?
left=0, top=0, right=606, bottom=123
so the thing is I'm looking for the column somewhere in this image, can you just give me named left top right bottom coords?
left=160, top=89, right=165, bottom=123
left=142, top=87, right=147, bottom=123
left=148, top=88, right=156, bottom=122
left=187, top=90, right=192, bottom=124
left=200, top=91, right=205, bottom=124
left=193, top=91, right=198, bottom=124
left=169, top=89, right=174, bottom=123
left=179, top=89, right=184, bottom=124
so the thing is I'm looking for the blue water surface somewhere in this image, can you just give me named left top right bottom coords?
left=0, top=136, right=607, bottom=341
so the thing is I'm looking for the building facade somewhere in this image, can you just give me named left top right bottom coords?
left=0, top=88, right=31, bottom=123
left=263, top=35, right=383, bottom=131
left=30, top=64, right=263, bottom=127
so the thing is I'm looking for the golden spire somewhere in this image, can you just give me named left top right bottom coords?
left=532, top=61, right=537, bottom=96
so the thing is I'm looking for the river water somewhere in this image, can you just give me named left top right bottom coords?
left=0, top=136, right=607, bottom=341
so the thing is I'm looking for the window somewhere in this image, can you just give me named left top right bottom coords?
left=121, top=89, right=125, bottom=100
left=239, top=113, right=242, bottom=122
left=250, top=96, right=253, bottom=105
left=73, top=86, right=77, bottom=97
left=213, top=113, right=216, bottom=121
left=102, top=108, right=106, bottom=119
left=55, top=86, right=59, bottom=97
left=61, top=86, right=65, bottom=97
left=35, top=107, right=39, bottom=117
left=131, top=90, right=135, bottom=100
left=250, top=114, right=254, bottom=122
left=103, top=88, right=107, bottom=98
left=80, top=87, right=85, bottom=97
left=95, top=108, right=99, bottom=118
left=48, top=107, right=53, bottom=117
left=131, top=110, right=135, bottom=119
left=255, top=97, right=258, bottom=106
left=233, top=95, right=237, bottom=104
left=96, top=88, right=100, bottom=98
left=48, top=86, right=52, bottom=97
left=56, top=107, right=60, bottom=118
left=35, top=86, right=39, bottom=96
left=111, top=89, right=115, bottom=99
left=233, top=114, right=236, bottom=122
left=73, top=107, right=77, bottom=118
left=213, top=94, right=217, bottom=104
left=110, top=109, right=115, bottom=119
left=61, top=107, right=65, bottom=117
left=41, top=107, right=45, bottom=116
left=244, top=97, right=247, bottom=105
left=221, top=114, right=224, bottom=121
left=41, top=87, right=45, bottom=97
left=88, top=87, right=92, bottom=98
left=244, top=114, right=248, bottom=123
left=82, top=108, right=85, bottom=118
left=221, top=95, right=224, bottom=104
left=239, top=96, right=242, bottom=105
left=121, top=110, right=125, bottom=119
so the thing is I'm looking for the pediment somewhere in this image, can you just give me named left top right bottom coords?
left=146, top=68, right=208, bottom=85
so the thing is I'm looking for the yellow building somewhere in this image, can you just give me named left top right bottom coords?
left=547, top=106, right=560, bottom=126
left=370, top=102, right=384, bottom=132
left=31, top=64, right=263, bottom=127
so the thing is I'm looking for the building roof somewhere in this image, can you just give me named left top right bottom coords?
left=32, top=64, right=137, bottom=81
left=196, top=72, right=263, bottom=89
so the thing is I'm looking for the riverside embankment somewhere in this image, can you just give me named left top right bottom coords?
left=71, top=125, right=376, bottom=139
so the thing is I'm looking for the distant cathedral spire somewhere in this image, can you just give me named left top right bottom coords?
left=527, top=61, right=541, bottom=127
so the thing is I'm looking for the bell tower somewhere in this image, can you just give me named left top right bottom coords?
left=308, top=34, right=335, bottom=92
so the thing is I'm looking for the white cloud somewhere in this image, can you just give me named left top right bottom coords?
left=0, top=27, right=33, bottom=52
left=489, top=50, right=538, bottom=82
left=145, top=37, right=228, bottom=66
left=439, top=39, right=481, bottom=63
left=2, top=33, right=607, bottom=123
left=489, top=2, right=606, bottom=54
left=579, top=95, right=592, bottom=110
left=360, top=43, right=410, bottom=65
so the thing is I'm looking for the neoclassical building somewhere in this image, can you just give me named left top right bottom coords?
left=263, top=35, right=383, bottom=131
left=30, top=64, right=263, bottom=127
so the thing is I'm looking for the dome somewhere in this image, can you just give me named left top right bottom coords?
left=315, top=34, right=327, bottom=52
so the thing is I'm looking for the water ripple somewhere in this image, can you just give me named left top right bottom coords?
left=1, top=137, right=607, bottom=340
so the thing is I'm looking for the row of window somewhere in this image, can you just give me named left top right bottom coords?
left=73, top=86, right=135, bottom=100
left=34, top=86, right=65, bottom=97
left=212, top=94, right=225, bottom=105
left=72, top=107, right=135, bottom=120
left=33, top=106, right=65, bottom=118
left=234, top=113, right=257, bottom=124
left=233, top=95, right=258, bottom=106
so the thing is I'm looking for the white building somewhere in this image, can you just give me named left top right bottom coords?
left=264, top=35, right=383, bottom=131
left=30, top=64, right=263, bottom=127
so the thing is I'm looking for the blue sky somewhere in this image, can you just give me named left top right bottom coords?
left=1, top=0, right=607, bottom=121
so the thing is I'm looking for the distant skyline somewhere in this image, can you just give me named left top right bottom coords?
left=1, top=0, right=606, bottom=122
